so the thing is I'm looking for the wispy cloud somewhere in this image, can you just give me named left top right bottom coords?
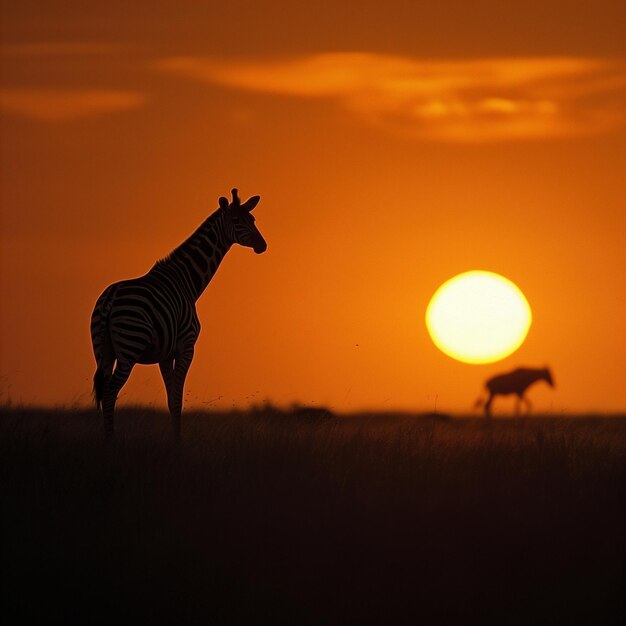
left=159, top=53, right=626, bottom=142
left=0, top=89, right=147, bottom=121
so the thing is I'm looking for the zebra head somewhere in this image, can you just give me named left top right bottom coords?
left=219, top=188, right=267, bottom=254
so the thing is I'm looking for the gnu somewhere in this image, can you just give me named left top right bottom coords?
left=476, top=367, right=555, bottom=418
left=91, top=189, right=267, bottom=437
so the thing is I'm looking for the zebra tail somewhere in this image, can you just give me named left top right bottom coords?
left=93, top=368, right=105, bottom=412
left=473, top=396, right=485, bottom=409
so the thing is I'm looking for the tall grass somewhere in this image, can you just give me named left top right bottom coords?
left=1, top=407, right=625, bottom=625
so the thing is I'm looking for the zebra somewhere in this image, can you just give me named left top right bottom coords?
left=475, top=367, right=554, bottom=418
left=90, top=188, right=267, bottom=437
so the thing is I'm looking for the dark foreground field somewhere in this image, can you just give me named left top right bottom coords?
left=1, top=407, right=625, bottom=626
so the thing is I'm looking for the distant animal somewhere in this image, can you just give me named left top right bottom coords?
left=91, top=189, right=267, bottom=437
left=475, top=367, right=554, bottom=417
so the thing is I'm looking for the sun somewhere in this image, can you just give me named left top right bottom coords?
left=425, top=270, right=532, bottom=364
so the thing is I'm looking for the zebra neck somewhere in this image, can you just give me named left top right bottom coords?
left=156, top=209, right=233, bottom=301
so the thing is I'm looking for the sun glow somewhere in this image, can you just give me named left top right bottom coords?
left=426, top=271, right=532, bottom=364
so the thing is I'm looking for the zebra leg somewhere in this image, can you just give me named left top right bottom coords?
left=102, top=359, right=135, bottom=437
left=484, top=393, right=494, bottom=418
left=159, top=359, right=174, bottom=398
left=168, top=349, right=194, bottom=438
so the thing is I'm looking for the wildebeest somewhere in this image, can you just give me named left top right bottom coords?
left=476, top=367, right=555, bottom=417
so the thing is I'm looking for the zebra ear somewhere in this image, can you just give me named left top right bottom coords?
left=219, top=197, right=229, bottom=210
left=242, top=195, right=261, bottom=212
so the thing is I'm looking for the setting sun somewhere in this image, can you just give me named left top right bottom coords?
left=426, top=270, right=532, bottom=364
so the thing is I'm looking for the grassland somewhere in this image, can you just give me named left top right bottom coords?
left=1, top=406, right=624, bottom=625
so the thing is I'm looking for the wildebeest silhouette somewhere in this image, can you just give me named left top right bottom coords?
left=475, top=367, right=555, bottom=417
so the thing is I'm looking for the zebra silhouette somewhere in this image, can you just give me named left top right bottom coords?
left=90, top=188, right=267, bottom=437
left=475, top=367, right=554, bottom=418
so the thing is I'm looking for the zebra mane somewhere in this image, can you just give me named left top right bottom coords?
left=152, top=207, right=226, bottom=270
left=153, top=254, right=175, bottom=269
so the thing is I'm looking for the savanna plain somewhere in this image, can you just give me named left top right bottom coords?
left=1, top=406, right=624, bottom=626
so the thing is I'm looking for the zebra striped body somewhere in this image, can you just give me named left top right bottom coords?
left=91, top=189, right=266, bottom=436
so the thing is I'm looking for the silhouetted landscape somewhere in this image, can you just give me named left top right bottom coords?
left=2, top=406, right=624, bottom=625
left=3, top=2, right=625, bottom=625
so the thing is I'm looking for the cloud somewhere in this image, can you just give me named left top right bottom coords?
left=0, top=89, right=147, bottom=121
left=159, top=53, right=626, bottom=142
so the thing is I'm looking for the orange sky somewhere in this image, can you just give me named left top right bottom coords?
left=1, top=1, right=625, bottom=413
